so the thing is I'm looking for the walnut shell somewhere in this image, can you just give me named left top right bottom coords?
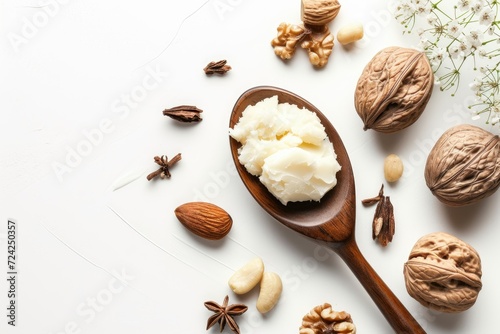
left=425, top=124, right=500, bottom=206
left=404, top=232, right=482, bottom=313
left=301, top=0, right=341, bottom=26
left=354, top=46, right=434, bottom=133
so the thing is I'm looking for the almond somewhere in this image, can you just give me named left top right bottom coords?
left=174, top=202, right=232, bottom=240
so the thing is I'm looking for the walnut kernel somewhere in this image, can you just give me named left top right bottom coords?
left=300, top=26, right=334, bottom=67
left=271, top=23, right=306, bottom=61
left=299, top=303, right=356, bottom=334
left=404, top=232, right=482, bottom=313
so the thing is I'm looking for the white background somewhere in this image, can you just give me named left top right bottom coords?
left=1, top=0, right=499, bottom=333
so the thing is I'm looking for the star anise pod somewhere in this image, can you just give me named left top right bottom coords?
left=204, top=295, right=247, bottom=334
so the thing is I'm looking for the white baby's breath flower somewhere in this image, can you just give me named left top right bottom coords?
left=490, top=104, right=500, bottom=123
left=478, top=47, right=488, bottom=58
left=426, top=13, right=438, bottom=26
left=449, top=44, right=463, bottom=59
left=458, top=36, right=472, bottom=53
left=394, top=1, right=416, bottom=20
left=415, top=1, right=432, bottom=16
left=457, top=0, right=471, bottom=11
left=432, top=47, right=447, bottom=62
left=418, top=37, right=431, bottom=50
left=395, top=4, right=415, bottom=23
left=470, top=0, right=485, bottom=13
left=466, top=29, right=484, bottom=48
left=470, top=78, right=483, bottom=91
left=492, top=104, right=500, bottom=114
left=447, top=20, right=463, bottom=38
left=478, top=7, right=495, bottom=25
left=428, top=48, right=447, bottom=67
left=403, top=1, right=417, bottom=15
left=487, top=25, right=496, bottom=35
left=479, top=65, right=490, bottom=73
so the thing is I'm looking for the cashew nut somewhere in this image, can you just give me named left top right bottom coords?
left=337, top=23, right=364, bottom=45
left=256, top=272, right=283, bottom=314
left=228, top=257, right=264, bottom=294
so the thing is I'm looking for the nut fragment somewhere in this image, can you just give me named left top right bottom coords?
left=256, top=272, right=283, bottom=314
left=228, top=257, right=265, bottom=294
left=336, top=23, right=364, bottom=45
left=271, top=23, right=334, bottom=67
left=174, top=202, right=232, bottom=240
left=301, top=0, right=341, bottom=26
left=271, top=0, right=338, bottom=67
left=300, top=25, right=334, bottom=68
left=354, top=46, right=434, bottom=133
left=299, top=303, right=356, bottom=334
left=384, top=154, right=404, bottom=182
left=404, top=232, right=482, bottom=313
left=271, top=23, right=306, bottom=60
left=425, top=124, right=500, bottom=206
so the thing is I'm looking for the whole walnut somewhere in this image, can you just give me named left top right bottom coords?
left=354, top=46, right=434, bottom=133
left=301, top=0, right=341, bottom=26
left=404, top=232, right=482, bottom=313
left=425, top=124, right=500, bottom=206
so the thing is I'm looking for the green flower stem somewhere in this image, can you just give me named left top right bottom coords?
left=432, top=1, right=452, bottom=20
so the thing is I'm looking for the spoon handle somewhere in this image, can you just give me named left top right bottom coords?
left=331, top=239, right=426, bottom=334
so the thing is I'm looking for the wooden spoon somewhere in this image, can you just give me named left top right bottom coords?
left=229, top=86, right=426, bottom=333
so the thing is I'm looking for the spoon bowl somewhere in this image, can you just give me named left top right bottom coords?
left=229, top=86, right=426, bottom=334
left=229, top=86, right=354, bottom=243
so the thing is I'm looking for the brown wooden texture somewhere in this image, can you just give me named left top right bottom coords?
left=229, top=86, right=426, bottom=334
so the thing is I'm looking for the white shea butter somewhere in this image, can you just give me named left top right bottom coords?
left=229, top=95, right=341, bottom=205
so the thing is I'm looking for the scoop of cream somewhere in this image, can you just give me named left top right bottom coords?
left=229, top=95, right=341, bottom=205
